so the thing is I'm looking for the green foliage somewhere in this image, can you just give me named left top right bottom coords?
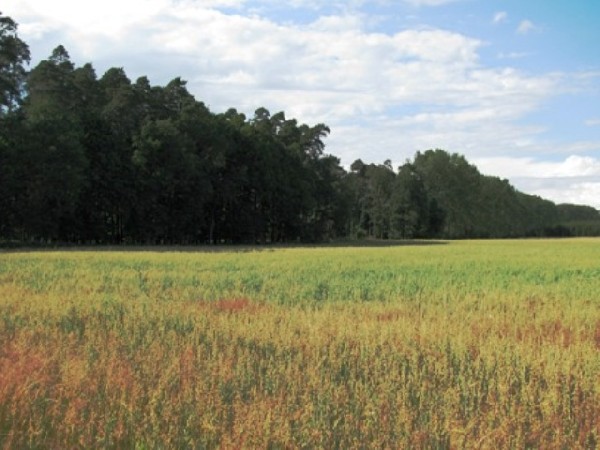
left=0, top=12, right=30, bottom=114
left=0, top=15, right=598, bottom=244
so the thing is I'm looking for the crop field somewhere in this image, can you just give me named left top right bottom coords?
left=1, top=239, right=599, bottom=449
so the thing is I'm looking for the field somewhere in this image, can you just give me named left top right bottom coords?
left=1, top=239, right=599, bottom=449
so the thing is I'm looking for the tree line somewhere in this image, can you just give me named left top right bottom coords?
left=1, top=13, right=599, bottom=244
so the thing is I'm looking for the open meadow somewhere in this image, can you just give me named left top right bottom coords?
left=1, top=239, right=599, bottom=449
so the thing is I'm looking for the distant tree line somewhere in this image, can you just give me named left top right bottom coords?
left=1, top=13, right=599, bottom=244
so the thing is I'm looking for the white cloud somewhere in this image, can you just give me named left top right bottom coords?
left=4, top=0, right=168, bottom=36
left=0, top=1, right=558, bottom=121
left=559, top=182, right=600, bottom=208
left=520, top=181, right=600, bottom=209
left=5, top=1, right=561, bottom=141
left=403, top=0, right=463, bottom=6
left=585, top=118, right=600, bottom=127
left=497, top=52, right=530, bottom=60
left=517, top=19, right=538, bottom=35
left=473, top=155, right=600, bottom=208
left=492, top=11, right=507, bottom=24
left=474, top=155, right=600, bottom=179
left=2, top=0, right=598, bottom=209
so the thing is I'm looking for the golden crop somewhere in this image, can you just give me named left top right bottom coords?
left=1, top=239, right=599, bottom=448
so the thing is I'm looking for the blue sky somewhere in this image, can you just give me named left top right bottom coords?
left=4, top=0, right=600, bottom=208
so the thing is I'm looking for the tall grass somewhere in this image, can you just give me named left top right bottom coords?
left=1, top=239, right=599, bottom=448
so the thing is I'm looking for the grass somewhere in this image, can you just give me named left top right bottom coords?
left=1, top=239, right=599, bottom=448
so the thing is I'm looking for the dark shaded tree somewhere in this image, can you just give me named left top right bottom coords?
left=18, top=46, right=88, bottom=241
left=0, top=12, right=30, bottom=114
left=1, top=18, right=599, bottom=245
left=392, top=162, right=430, bottom=238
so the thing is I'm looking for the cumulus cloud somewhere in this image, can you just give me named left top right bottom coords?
left=474, top=155, right=600, bottom=179
left=473, top=155, right=600, bottom=208
left=517, top=19, right=538, bottom=35
left=492, top=11, right=507, bottom=24
left=519, top=180, right=600, bottom=209
left=2, top=0, right=598, bottom=208
left=0, top=0, right=559, bottom=125
left=4, top=0, right=167, bottom=35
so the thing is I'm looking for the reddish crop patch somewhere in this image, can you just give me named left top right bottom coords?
left=375, top=309, right=403, bottom=322
left=213, top=297, right=262, bottom=314
left=187, top=297, right=264, bottom=314
left=541, top=319, right=574, bottom=348
left=0, top=344, right=46, bottom=384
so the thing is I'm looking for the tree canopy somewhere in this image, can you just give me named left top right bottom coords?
left=1, top=13, right=598, bottom=244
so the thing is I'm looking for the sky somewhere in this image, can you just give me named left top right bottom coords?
left=3, top=0, right=600, bottom=209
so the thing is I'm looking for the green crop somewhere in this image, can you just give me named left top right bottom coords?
left=1, top=239, right=599, bottom=448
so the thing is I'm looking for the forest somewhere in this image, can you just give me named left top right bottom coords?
left=1, top=13, right=599, bottom=245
